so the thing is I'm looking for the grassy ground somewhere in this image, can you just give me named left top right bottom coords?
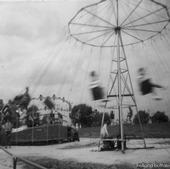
left=79, top=122, right=170, bottom=138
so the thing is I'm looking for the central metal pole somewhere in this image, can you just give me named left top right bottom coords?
left=115, top=0, right=124, bottom=152
left=116, top=28, right=124, bottom=152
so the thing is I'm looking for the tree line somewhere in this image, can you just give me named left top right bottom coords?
left=69, top=104, right=169, bottom=127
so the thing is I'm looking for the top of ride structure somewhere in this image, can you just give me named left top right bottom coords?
left=68, top=0, right=170, bottom=47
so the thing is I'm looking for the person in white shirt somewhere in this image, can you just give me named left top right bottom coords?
left=100, top=122, right=109, bottom=138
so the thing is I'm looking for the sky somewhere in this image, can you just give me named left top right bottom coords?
left=0, top=0, right=170, bottom=117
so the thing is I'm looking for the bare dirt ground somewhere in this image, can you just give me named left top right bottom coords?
left=0, top=138, right=170, bottom=169
left=0, top=152, right=13, bottom=169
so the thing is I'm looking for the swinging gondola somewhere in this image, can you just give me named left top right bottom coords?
left=137, top=68, right=165, bottom=100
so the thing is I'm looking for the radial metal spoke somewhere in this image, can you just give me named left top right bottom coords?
left=110, top=0, right=117, bottom=23
left=123, top=0, right=169, bottom=20
left=70, top=22, right=113, bottom=29
left=120, top=0, right=143, bottom=27
left=123, top=27, right=160, bottom=33
left=71, top=28, right=113, bottom=36
left=86, top=29, right=113, bottom=42
left=151, top=0, right=170, bottom=17
left=101, top=31, right=115, bottom=46
left=69, top=0, right=170, bottom=47
left=122, top=29, right=143, bottom=42
left=123, top=7, right=165, bottom=27
left=116, top=0, right=119, bottom=26
left=125, top=19, right=170, bottom=28
left=84, top=9, right=115, bottom=27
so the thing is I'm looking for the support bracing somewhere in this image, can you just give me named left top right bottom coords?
left=107, top=28, right=146, bottom=152
left=69, top=0, right=170, bottom=152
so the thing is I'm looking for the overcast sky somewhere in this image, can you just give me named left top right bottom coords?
left=0, top=0, right=170, bottom=116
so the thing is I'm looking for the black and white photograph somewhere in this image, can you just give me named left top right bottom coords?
left=0, top=0, right=170, bottom=169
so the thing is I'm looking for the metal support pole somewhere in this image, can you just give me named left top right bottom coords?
left=119, top=31, right=146, bottom=149
left=13, top=157, right=17, bottom=169
left=117, top=30, right=124, bottom=152
left=100, top=112, right=105, bottom=138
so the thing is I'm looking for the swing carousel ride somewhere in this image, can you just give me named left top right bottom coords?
left=68, top=0, right=170, bottom=152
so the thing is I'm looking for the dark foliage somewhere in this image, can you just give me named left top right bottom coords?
left=27, top=105, right=39, bottom=115
left=26, top=105, right=39, bottom=127
left=92, top=112, right=111, bottom=127
left=1, top=102, right=19, bottom=128
left=44, top=97, right=55, bottom=110
left=103, top=113, right=111, bottom=125
left=133, top=110, right=150, bottom=124
left=70, top=104, right=93, bottom=127
left=13, top=93, right=31, bottom=110
left=151, top=111, right=169, bottom=123
left=9, top=103, right=19, bottom=128
left=0, top=99, right=4, bottom=111
left=90, top=109, right=102, bottom=127
left=70, top=105, right=111, bottom=127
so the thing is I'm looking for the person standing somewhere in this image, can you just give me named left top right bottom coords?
left=100, top=121, right=109, bottom=138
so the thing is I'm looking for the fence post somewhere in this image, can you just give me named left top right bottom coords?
left=13, top=157, right=17, bottom=169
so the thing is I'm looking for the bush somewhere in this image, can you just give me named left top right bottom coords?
left=151, top=111, right=169, bottom=123
left=93, top=112, right=111, bottom=126
left=70, top=104, right=93, bottom=127
left=91, top=110, right=102, bottom=127
left=133, top=110, right=150, bottom=124
left=70, top=105, right=111, bottom=127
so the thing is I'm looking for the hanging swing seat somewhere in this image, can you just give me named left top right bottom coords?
left=139, top=79, right=153, bottom=95
left=91, top=86, right=104, bottom=100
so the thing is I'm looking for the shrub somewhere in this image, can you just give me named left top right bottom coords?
left=133, top=110, right=150, bottom=124
left=151, top=111, right=169, bottom=123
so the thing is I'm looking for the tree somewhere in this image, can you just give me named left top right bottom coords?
left=26, top=105, right=39, bottom=127
left=133, top=110, right=150, bottom=124
left=9, top=103, right=19, bottom=128
left=90, top=109, right=102, bottom=127
left=0, top=99, right=4, bottom=111
left=103, top=112, right=111, bottom=125
left=70, top=104, right=93, bottom=127
left=151, top=111, right=169, bottom=123
left=0, top=99, right=4, bottom=123
left=1, top=101, right=19, bottom=128
left=13, top=87, right=31, bottom=110
left=44, top=96, right=55, bottom=110
left=70, top=104, right=112, bottom=127
left=91, top=111, right=111, bottom=127
left=27, top=105, right=39, bottom=115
